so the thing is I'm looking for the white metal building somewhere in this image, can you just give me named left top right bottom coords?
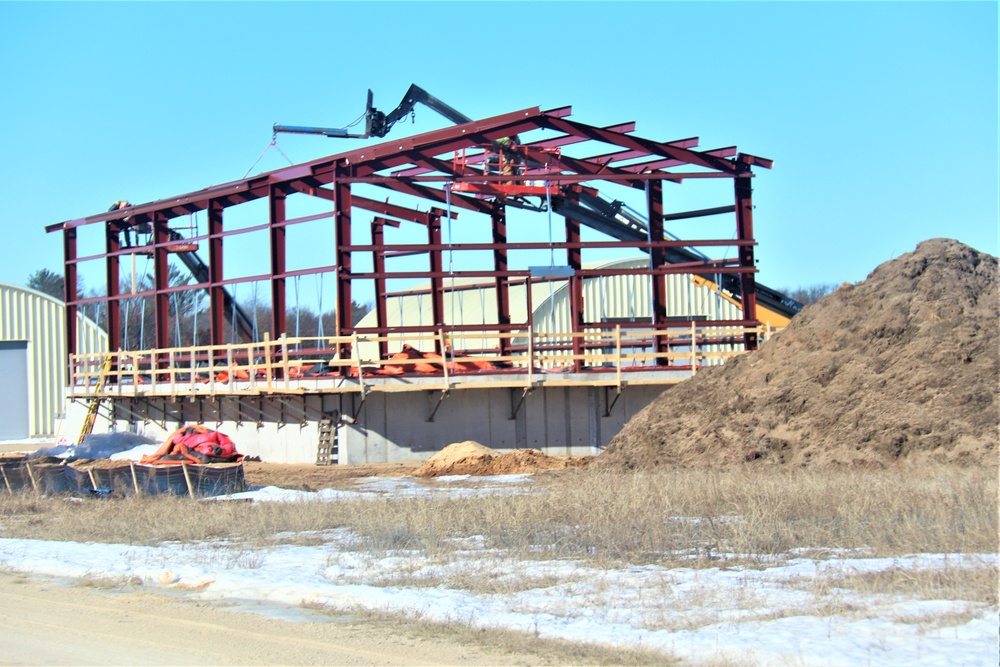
left=0, top=282, right=107, bottom=439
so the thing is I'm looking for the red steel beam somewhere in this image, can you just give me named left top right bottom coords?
left=152, top=212, right=171, bottom=352
left=208, top=200, right=226, bottom=350
left=620, top=147, right=738, bottom=173
left=333, top=170, right=353, bottom=364
left=63, top=228, right=78, bottom=374
left=492, top=200, right=510, bottom=357
left=565, top=203, right=584, bottom=371
left=390, top=121, right=645, bottom=178
left=735, top=175, right=759, bottom=350
left=371, top=217, right=400, bottom=360
left=269, top=184, right=287, bottom=339
left=105, top=220, right=121, bottom=353
left=427, top=211, right=446, bottom=344
left=538, top=116, right=740, bottom=174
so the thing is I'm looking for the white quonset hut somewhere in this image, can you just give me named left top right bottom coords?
left=0, top=283, right=107, bottom=439
left=356, top=258, right=793, bottom=359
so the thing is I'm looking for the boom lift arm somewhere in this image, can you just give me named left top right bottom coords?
left=273, top=84, right=472, bottom=140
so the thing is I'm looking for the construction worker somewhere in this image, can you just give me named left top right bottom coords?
left=496, top=135, right=524, bottom=184
left=109, top=200, right=134, bottom=247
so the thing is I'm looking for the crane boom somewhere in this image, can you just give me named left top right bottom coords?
left=273, top=85, right=471, bottom=140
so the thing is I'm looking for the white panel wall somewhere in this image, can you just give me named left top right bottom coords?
left=0, top=283, right=107, bottom=437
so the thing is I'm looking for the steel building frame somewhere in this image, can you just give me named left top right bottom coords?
left=47, top=104, right=771, bottom=376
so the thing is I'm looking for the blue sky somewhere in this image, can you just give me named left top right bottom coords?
left=0, top=1, right=996, bottom=303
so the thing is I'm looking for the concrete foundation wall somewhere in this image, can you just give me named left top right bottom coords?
left=65, top=382, right=670, bottom=465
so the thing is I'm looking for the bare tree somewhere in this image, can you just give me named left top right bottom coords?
left=782, top=283, right=840, bottom=306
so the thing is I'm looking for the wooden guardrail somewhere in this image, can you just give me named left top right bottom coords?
left=69, top=324, right=775, bottom=398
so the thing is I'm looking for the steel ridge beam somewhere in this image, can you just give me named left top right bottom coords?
left=334, top=108, right=556, bottom=172
left=344, top=118, right=551, bottom=178
left=390, top=121, right=644, bottom=178
left=46, top=107, right=558, bottom=233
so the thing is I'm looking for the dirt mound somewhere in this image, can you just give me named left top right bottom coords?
left=414, top=441, right=592, bottom=477
left=600, top=239, right=998, bottom=468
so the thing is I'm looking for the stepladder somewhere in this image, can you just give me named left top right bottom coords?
left=316, top=419, right=338, bottom=466
left=78, top=356, right=113, bottom=444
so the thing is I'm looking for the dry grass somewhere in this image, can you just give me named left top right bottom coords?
left=796, top=560, right=999, bottom=604
left=304, top=601, right=676, bottom=666
left=0, top=465, right=995, bottom=569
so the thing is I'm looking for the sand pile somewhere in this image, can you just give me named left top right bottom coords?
left=414, top=441, right=592, bottom=477
left=599, top=239, right=998, bottom=468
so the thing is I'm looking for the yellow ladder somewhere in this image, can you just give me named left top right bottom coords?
left=77, top=356, right=113, bottom=444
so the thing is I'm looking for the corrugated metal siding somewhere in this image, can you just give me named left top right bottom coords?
left=0, top=283, right=107, bottom=437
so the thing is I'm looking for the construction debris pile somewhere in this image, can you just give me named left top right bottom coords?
left=414, top=441, right=592, bottom=477
left=599, top=239, right=998, bottom=468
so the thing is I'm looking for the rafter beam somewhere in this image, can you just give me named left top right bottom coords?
left=537, top=116, right=740, bottom=174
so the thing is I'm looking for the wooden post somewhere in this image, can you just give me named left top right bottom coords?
left=129, top=461, right=141, bottom=496
left=181, top=463, right=195, bottom=498
left=25, top=464, right=39, bottom=495
left=615, top=324, right=622, bottom=389
left=88, top=468, right=98, bottom=491
left=527, top=326, right=534, bottom=386
left=263, top=332, right=273, bottom=391
left=169, top=350, right=176, bottom=395
left=189, top=346, right=197, bottom=393
left=281, top=334, right=290, bottom=391
left=690, top=321, right=698, bottom=376
left=1, top=466, right=11, bottom=494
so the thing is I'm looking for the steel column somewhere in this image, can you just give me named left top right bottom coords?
left=735, top=175, right=759, bottom=350
left=269, top=185, right=287, bottom=339
left=63, top=228, right=78, bottom=377
left=152, top=212, right=171, bottom=352
left=565, top=210, right=584, bottom=371
left=208, top=200, right=226, bottom=352
left=333, top=169, right=353, bottom=365
left=491, top=200, right=511, bottom=357
left=371, top=217, right=400, bottom=360
left=427, top=211, right=446, bottom=354
left=646, top=181, right=669, bottom=364
left=104, top=222, right=121, bottom=353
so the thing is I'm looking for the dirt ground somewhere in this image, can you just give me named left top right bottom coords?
left=0, top=572, right=552, bottom=666
left=600, top=238, right=999, bottom=468
left=243, top=460, right=419, bottom=490
left=244, top=442, right=593, bottom=489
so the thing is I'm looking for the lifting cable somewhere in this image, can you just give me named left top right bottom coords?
left=251, top=282, right=259, bottom=343
left=316, top=274, right=325, bottom=347
left=294, top=275, right=301, bottom=343
left=172, top=292, right=181, bottom=347
left=645, top=180, right=655, bottom=327
left=243, top=136, right=296, bottom=179
left=123, top=299, right=130, bottom=350
left=138, top=254, right=151, bottom=349
left=230, top=283, right=239, bottom=345
left=545, top=183, right=556, bottom=332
